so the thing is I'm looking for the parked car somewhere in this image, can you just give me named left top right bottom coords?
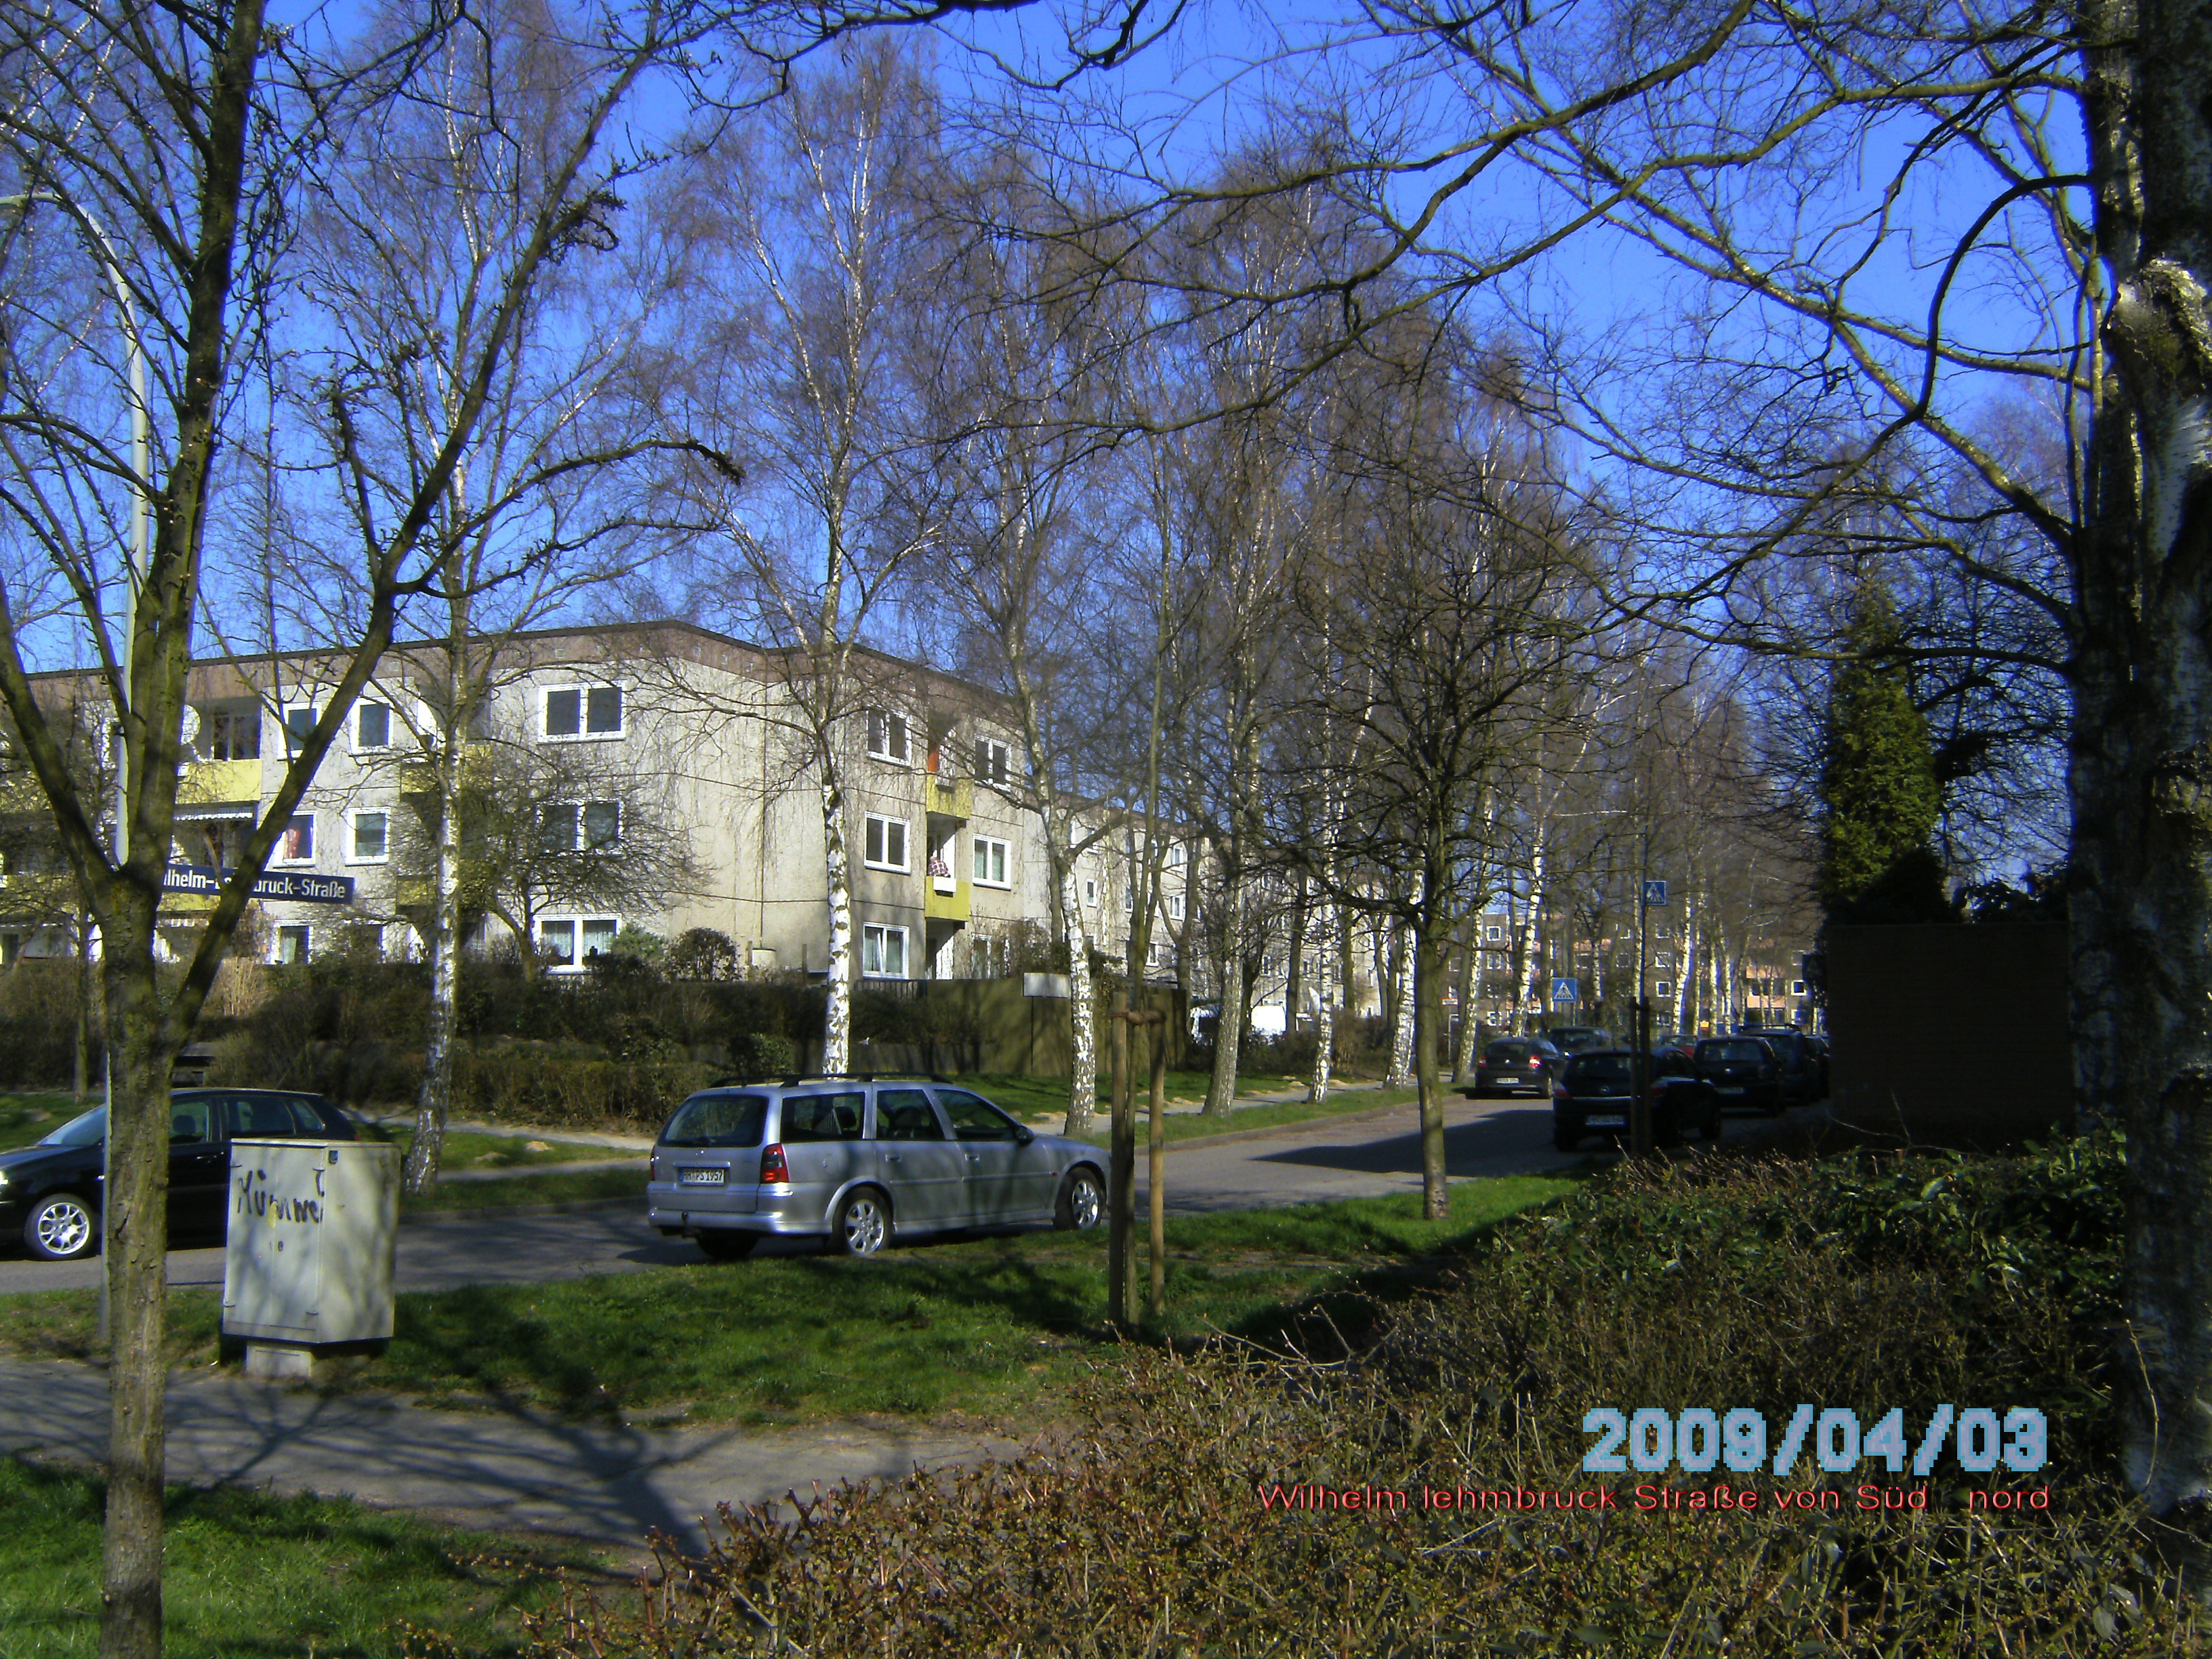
left=1752, top=1029, right=1829, bottom=1103
left=0, top=1089, right=362, bottom=1262
left=647, top=1076, right=1107, bottom=1260
left=1542, top=1026, right=1616, bottom=1054
left=1692, top=1036, right=1786, bottom=1115
left=1467, top=1038, right=1565, bottom=1098
left=1551, top=1049, right=1723, bottom=1151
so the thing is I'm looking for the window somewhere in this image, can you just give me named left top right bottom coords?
left=975, top=737, right=1011, bottom=786
left=867, top=710, right=910, bottom=763
left=1656, top=979, right=1673, bottom=999
left=276, top=814, right=314, bottom=863
left=972, top=835, right=1010, bottom=887
left=355, top=701, right=392, bottom=750
left=538, top=915, right=618, bottom=969
left=349, top=810, right=388, bottom=863
left=1485, top=923, right=1503, bottom=942
left=1655, top=922, right=1672, bottom=940
left=274, top=924, right=310, bottom=964
left=1166, top=892, right=1185, bottom=921
left=1791, top=979, right=1807, bottom=996
left=862, top=923, right=908, bottom=978
left=544, top=684, right=623, bottom=739
left=541, top=800, right=621, bottom=853
left=1083, top=876, right=1097, bottom=905
left=864, top=814, right=908, bottom=871
left=283, top=705, right=316, bottom=754
left=1166, top=842, right=1187, bottom=869
left=207, top=708, right=259, bottom=760
left=1656, top=952, right=1673, bottom=971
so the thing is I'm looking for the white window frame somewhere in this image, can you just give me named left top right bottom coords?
left=542, top=799, right=622, bottom=853
left=540, top=682, right=625, bottom=742
left=1166, top=840, right=1187, bottom=869
left=863, top=813, right=909, bottom=872
left=1166, top=892, right=1185, bottom=922
left=347, top=808, right=390, bottom=865
left=283, top=704, right=318, bottom=755
left=862, top=922, right=909, bottom=979
left=1485, top=923, right=1503, bottom=942
left=867, top=709, right=911, bottom=764
left=352, top=700, right=394, bottom=752
left=975, top=736, right=1011, bottom=787
left=273, top=813, right=315, bottom=865
left=972, top=834, right=1010, bottom=888
left=272, top=923, right=310, bottom=964
left=537, top=914, right=620, bottom=972
left=1083, top=876, right=1097, bottom=905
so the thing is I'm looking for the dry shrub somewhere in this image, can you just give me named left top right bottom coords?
left=495, top=1144, right=2210, bottom=1657
left=451, top=1043, right=715, bottom=1130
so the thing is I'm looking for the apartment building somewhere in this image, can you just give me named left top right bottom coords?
left=20, top=621, right=1103, bottom=981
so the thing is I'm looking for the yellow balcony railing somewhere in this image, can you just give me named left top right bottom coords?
left=179, top=757, right=260, bottom=806
left=926, top=776, right=972, bottom=820
left=924, top=878, right=970, bottom=924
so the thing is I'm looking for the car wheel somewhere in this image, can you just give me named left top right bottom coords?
left=1055, top=1166, right=1105, bottom=1231
left=696, top=1230, right=758, bottom=1262
left=1701, top=1103, right=1725, bottom=1141
left=830, top=1187, right=891, bottom=1258
left=24, top=1192, right=97, bottom=1261
left=1552, top=1117, right=1580, bottom=1153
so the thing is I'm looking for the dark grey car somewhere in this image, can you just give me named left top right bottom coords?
left=647, top=1078, right=1107, bottom=1260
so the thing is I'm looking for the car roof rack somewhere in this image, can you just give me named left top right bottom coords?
left=703, top=1071, right=962, bottom=1089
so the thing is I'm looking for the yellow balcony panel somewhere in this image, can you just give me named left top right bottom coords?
left=924, top=879, right=970, bottom=924
left=179, top=757, right=260, bottom=806
left=160, top=890, right=219, bottom=916
left=926, top=777, right=972, bottom=820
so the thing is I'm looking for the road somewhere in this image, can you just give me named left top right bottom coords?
left=0, top=1090, right=1788, bottom=1297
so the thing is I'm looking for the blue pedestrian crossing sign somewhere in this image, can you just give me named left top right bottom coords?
left=1551, top=977, right=1579, bottom=1003
left=1641, top=879, right=1668, bottom=905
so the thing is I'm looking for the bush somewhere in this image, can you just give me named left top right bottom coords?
left=497, top=1136, right=2208, bottom=1658
left=0, top=960, right=93, bottom=1088
left=450, top=1042, right=715, bottom=1130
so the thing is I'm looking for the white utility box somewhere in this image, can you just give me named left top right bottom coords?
left=222, top=1140, right=399, bottom=1358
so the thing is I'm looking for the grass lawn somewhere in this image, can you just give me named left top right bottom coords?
left=0, top=1092, right=87, bottom=1152
left=0, top=1456, right=607, bottom=1658
left=0, top=1175, right=1580, bottom=1427
left=972, top=1071, right=1417, bottom=1143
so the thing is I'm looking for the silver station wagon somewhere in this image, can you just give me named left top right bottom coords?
left=647, top=1076, right=1107, bottom=1259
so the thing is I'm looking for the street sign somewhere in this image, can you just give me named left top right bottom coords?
left=1551, top=977, right=1578, bottom=1003
left=1641, top=879, right=1668, bottom=905
left=163, top=863, right=356, bottom=905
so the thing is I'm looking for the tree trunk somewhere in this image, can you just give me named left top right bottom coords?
left=1307, top=886, right=1336, bottom=1103
left=404, top=722, right=464, bottom=1194
left=1513, top=838, right=1549, bottom=1029
left=1203, top=876, right=1243, bottom=1120
left=2078, top=0, right=2212, bottom=1513
left=1412, top=912, right=1448, bottom=1219
left=1387, top=922, right=1416, bottom=1085
left=100, top=886, right=176, bottom=1659
left=1060, top=863, right=1099, bottom=1136
left=820, top=771, right=853, bottom=1074
left=1450, top=917, right=1475, bottom=1083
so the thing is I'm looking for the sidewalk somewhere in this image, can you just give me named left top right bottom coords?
left=0, top=1355, right=1023, bottom=1562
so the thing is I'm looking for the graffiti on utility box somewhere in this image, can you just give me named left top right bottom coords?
left=234, top=1162, right=327, bottom=1225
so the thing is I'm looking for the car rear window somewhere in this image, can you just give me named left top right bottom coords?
left=779, top=1092, right=863, bottom=1142
left=1486, top=1041, right=1534, bottom=1060
left=1565, top=1055, right=1631, bottom=1084
left=1702, top=1042, right=1767, bottom=1063
left=660, top=1092, right=769, bottom=1148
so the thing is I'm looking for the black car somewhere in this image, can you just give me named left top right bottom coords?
left=1543, top=1026, right=1616, bottom=1055
left=1692, top=1037, right=1786, bottom=1115
left=1469, top=1037, right=1565, bottom=1097
left=1750, top=1029, right=1829, bottom=1103
left=0, top=1089, right=360, bottom=1261
left=1551, top=1048, right=1723, bottom=1151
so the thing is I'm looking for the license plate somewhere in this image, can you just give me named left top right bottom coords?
left=678, top=1168, right=726, bottom=1185
left=1718, top=1086, right=1745, bottom=1097
left=1586, top=1115, right=1626, bottom=1129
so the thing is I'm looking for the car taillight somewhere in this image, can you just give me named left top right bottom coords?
left=1555, top=1088, right=1572, bottom=1104
left=650, top=1152, right=659, bottom=1181
left=760, top=1144, right=789, bottom=1183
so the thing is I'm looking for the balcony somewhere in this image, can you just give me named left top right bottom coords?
left=926, top=775, right=972, bottom=821
left=924, top=877, right=970, bottom=924
left=178, top=757, right=260, bottom=808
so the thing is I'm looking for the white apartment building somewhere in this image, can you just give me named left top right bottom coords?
left=29, top=621, right=1113, bottom=981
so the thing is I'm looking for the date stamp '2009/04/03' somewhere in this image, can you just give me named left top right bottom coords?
left=1581, top=1404, right=2048, bottom=1479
